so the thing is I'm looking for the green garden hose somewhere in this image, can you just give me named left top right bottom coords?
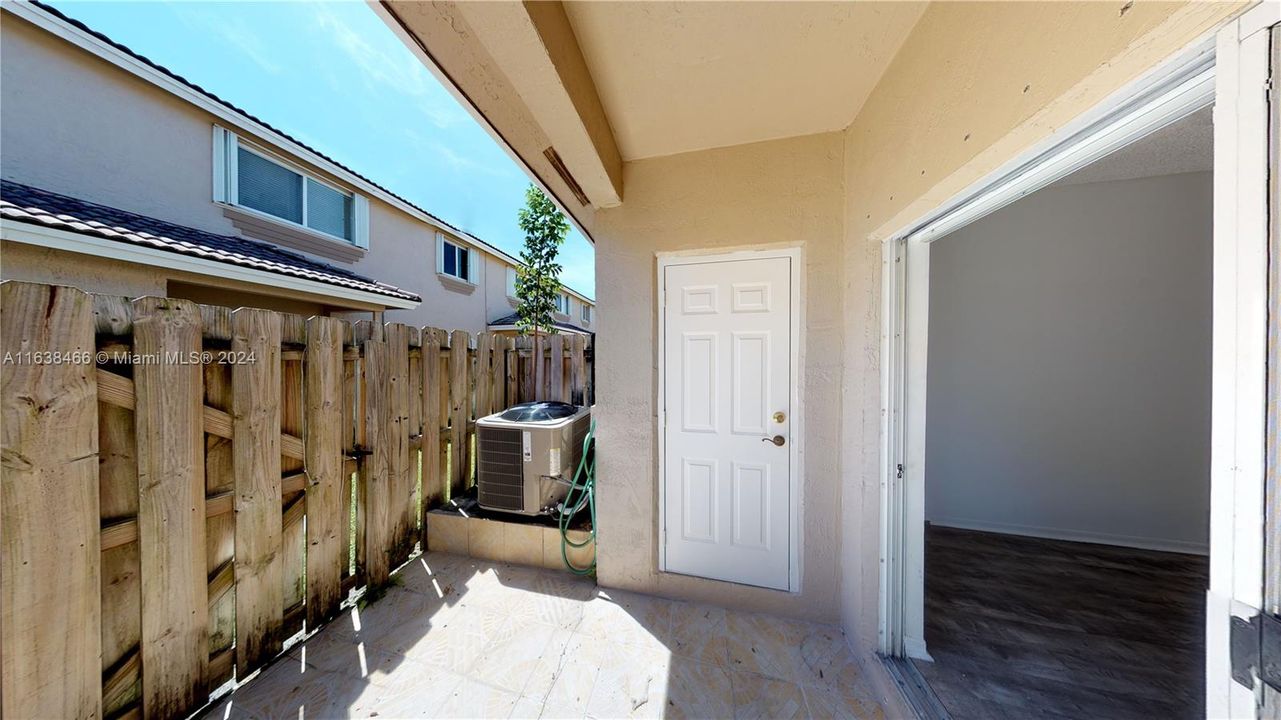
left=557, top=420, right=596, bottom=575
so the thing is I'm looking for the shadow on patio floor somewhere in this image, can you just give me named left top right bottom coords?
left=200, top=553, right=886, bottom=719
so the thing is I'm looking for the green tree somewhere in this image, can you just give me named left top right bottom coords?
left=514, top=185, right=569, bottom=337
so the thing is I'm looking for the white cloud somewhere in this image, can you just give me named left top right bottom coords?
left=311, top=4, right=468, bottom=130
left=175, top=6, right=284, bottom=75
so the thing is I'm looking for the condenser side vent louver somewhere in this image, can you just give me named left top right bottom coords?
left=477, top=426, right=523, bottom=511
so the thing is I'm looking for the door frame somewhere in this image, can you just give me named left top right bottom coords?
left=656, top=245, right=805, bottom=593
left=877, top=8, right=1274, bottom=677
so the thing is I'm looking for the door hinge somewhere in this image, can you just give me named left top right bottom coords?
left=1230, top=610, right=1281, bottom=691
left=896, top=463, right=905, bottom=480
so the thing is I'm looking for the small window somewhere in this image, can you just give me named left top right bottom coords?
left=215, top=128, right=365, bottom=246
left=438, top=234, right=473, bottom=283
left=582, top=304, right=592, bottom=323
left=554, top=293, right=571, bottom=315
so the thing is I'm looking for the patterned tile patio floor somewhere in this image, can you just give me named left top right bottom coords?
left=200, top=553, right=888, bottom=719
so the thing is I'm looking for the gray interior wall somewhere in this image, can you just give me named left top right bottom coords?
left=925, top=171, right=1212, bottom=553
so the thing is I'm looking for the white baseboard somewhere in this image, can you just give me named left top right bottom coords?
left=927, top=517, right=1209, bottom=556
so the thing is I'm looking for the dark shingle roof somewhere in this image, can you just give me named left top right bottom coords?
left=0, top=180, right=420, bottom=303
left=488, top=311, right=590, bottom=335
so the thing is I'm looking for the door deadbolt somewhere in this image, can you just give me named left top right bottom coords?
left=762, top=435, right=786, bottom=446
left=772, top=411, right=786, bottom=423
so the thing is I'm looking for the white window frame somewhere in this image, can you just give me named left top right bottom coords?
left=436, top=232, right=477, bottom=285
left=554, top=292, right=571, bottom=315
left=878, top=32, right=1222, bottom=662
left=213, top=126, right=369, bottom=248
left=582, top=303, right=592, bottom=323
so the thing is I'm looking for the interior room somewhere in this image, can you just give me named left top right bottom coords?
left=913, top=107, right=1215, bottom=719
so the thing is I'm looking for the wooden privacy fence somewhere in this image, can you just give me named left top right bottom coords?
left=0, top=281, right=593, bottom=720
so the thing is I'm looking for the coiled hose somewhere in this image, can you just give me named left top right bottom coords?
left=557, top=420, right=596, bottom=575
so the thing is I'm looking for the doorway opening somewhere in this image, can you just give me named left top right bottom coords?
left=913, top=107, right=1214, bottom=718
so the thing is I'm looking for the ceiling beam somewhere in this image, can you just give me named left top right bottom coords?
left=376, top=0, right=622, bottom=220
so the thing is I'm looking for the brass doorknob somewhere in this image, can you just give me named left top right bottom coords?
left=772, top=411, right=786, bottom=423
left=762, top=435, right=786, bottom=446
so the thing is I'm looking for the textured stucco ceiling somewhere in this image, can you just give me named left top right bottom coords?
left=1055, top=105, right=1214, bottom=187
left=563, top=1, right=927, bottom=161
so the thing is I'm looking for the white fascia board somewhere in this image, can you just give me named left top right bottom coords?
left=1, top=219, right=419, bottom=310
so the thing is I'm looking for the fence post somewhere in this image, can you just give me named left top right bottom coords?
left=1, top=282, right=101, bottom=720
left=133, top=296, right=208, bottom=719
left=449, top=330, right=470, bottom=498
left=305, top=316, right=344, bottom=627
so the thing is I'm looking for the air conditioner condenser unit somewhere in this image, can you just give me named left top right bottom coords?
left=475, top=402, right=591, bottom=516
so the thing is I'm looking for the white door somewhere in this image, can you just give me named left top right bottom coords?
left=661, top=254, right=793, bottom=590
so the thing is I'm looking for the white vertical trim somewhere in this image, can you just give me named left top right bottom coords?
left=656, top=245, right=804, bottom=593
left=435, top=232, right=447, bottom=275
left=878, top=237, right=906, bottom=655
left=902, top=235, right=930, bottom=660
left=352, top=195, right=370, bottom=250
left=212, top=126, right=227, bottom=203
left=1206, top=8, right=1275, bottom=718
left=211, top=125, right=237, bottom=204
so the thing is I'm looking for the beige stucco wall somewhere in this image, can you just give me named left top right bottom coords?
left=1, top=13, right=598, bottom=332
left=593, top=132, right=845, bottom=621
left=578, top=0, right=1248, bottom=646
left=836, top=0, right=1249, bottom=650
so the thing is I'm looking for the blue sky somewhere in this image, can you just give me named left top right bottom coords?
left=47, top=0, right=595, bottom=298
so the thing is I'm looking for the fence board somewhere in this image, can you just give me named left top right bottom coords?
left=385, top=323, right=415, bottom=565
left=279, top=354, right=306, bottom=630
left=1, top=282, right=101, bottom=720
left=505, top=338, right=518, bottom=408
left=421, top=328, right=444, bottom=513
left=305, top=316, right=345, bottom=627
left=449, top=330, right=470, bottom=498
left=362, top=339, right=391, bottom=586
left=342, top=347, right=358, bottom=581
left=534, top=334, right=547, bottom=401
left=492, top=336, right=508, bottom=410
left=100, top=361, right=142, bottom=711
left=571, top=335, right=587, bottom=406
left=476, top=332, right=492, bottom=419
left=231, top=308, right=283, bottom=676
left=132, top=296, right=207, bottom=719
left=550, top=334, right=565, bottom=403
left=202, top=361, right=235, bottom=690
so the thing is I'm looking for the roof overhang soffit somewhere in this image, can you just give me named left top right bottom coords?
left=377, top=1, right=622, bottom=219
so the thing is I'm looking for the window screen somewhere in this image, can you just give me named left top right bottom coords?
left=238, top=147, right=303, bottom=223
left=306, top=178, right=351, bottom=239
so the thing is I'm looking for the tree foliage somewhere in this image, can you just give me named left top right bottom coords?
left=514, top=185, right=569, bottom=336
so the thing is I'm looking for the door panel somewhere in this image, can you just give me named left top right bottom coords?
left=663, top=255, right=791, bottom=590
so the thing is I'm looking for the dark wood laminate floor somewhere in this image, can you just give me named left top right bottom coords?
left=912, top=526, right=1208, bottom=720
